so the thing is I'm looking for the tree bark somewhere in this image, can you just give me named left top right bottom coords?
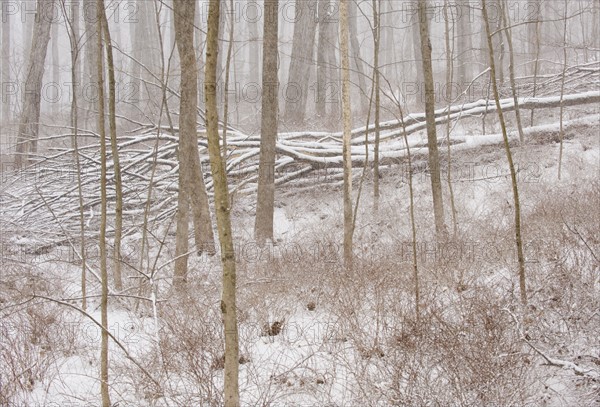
left=412, top=8, right=424, bottom=104
left=100, top=5, right=124, bottom=291
left=1, top=4, right=10, bottom=123
left=340, top=0, right=353, bottom=269
left=173, top=0, right=216, bottom=287
left=83, top=0, right=98, bottom=130
left=247, top=0, right=261, bottom=86
left=455, top=0, right=473, bottom=87
left=478, top=2, right=503, bottom=82
left=284, top=0, right=317, bottom=125
left=444, top=0, right=458, bottom=236
left=529, top=0, right=541, bottom=125
left=557, top=0, right=568, bottom=180
left=482, top=0, right=527, bottom=305
left=131, top=0, right=160, bottom=118
left=349, top=0, right=368, bottom=116
left=16, top=0, right=54, bottom=167
left=501, top=2, right=525, bottom=143
left=417, top=0, right=447, bottom=238
left=254, top=0, right=279, bottom=245
left=96, top=0, right=111, bottom=403
left=51, top=21, right=59, bottom=115
left=206, top=0, right=240, bottom=404
left=372, top=0, right=381, bottom=211
left=65, top=0, right=86, bottom=311
left=316, top=0, right=339, bottom=126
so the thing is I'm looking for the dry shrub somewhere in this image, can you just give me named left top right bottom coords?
left=0, top=264, right=76, bottom=405
left=152, top=290, right=224, bottom=406
left=322, top=246, right=532, bottom=406
left=519, top=180, right=600, bottom=403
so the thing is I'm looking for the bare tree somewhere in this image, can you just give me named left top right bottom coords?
left=51, top=21, right=59, bottom=115
left=417, top=0, right=447, bottom=238
left=194, top=2, right=205, bottom=109
left=255, top=0, right=279, bottom=245
left=501, top=1, right=525, bottom=143
left=16, top=0, right=54, bottom=167
left=173, top=0, right=216, bottom=287
left=316, top=0, right=340, bottom=126
left=97, top=6, right=124, bottom=290
left=372, top=0, right=381, bottom=211
left=206, top=0, right=240, bottom=404
left=557, top=0, right=568, bottom=180
left=482, top=0, right=527, bottom=305
left=83, top=0, right=98, bottom=130
left=23, top=5, right=34, bottom=69
left=455, top=0, right=473, bottom=87
left=1, top=5, right=11, bottom=123
left=444, top=0, right=458, bottom=236
left=349, top=0, right=368, bottom=115
left=131, top=0, right=160, bottom=118
left=593, top=3, right=599, bottom=51
left=528, top=0, right=541, bottom=125
left=411, top=9, right=424, bottom=90
left=247, top=0, right=261, bottom=86
left=62, top=0, right=87, bottom=310
left=96, top=0, right=111, bottom=402
left=340, top=0, right=353, bottom=268
left=478, top=1, right=504, bottom=84
left=221, top=0, right=235, bottom=158
left=284, top=0, right=318, bottom=125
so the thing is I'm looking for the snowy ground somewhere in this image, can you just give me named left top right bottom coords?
left=1, top=110, right=599, bottom=406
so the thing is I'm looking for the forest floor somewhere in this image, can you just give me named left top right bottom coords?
left=1, top=108, right=599, bottom=406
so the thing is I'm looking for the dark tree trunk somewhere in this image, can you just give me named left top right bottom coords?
left=284, top=0, right=317, bottom=125
left=16, top=0, right=54, bottom=167
left=254, top=0, right=280, bottom=245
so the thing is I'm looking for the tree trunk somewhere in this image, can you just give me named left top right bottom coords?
left=372, top=0, right=381, bottom=211
left=247, top=0, right=261, bottom=86
left=195, top=4, right=205, bottom=110
left=100, top=5, right=124, bottom=291
left=255, top=0, right=279, bottom=245
left=316, top=0, right=339, bottom=126
left=398, top=99, right=420, bottom=320
left=96, top=0, right=111, bottom=403
left=444, top=0, right=458, bottom=236
left=66, top=0, right=86, bottom=311
left=284, top=0, right=317, bottom=125
left=173, top=183, right=190, bottom=286
left=340, top=0, right=353, bottom=269
left=501, top=2, right=525, bottom=143
left=418, top=0, right=447, bottom=238
left=557, top=0, right=568, bottom=180
left=221, top=0, right=235, bottom=158
left=23, top=6, right=34, bottom=69
left=51, top=21, right=59, bottom=115
left=593, top=3, right=599, bottom=51
left=529, top=0, right=541, bottom=125
left=412, top=12, right=424, bottom=100
left=131, top=0, right=160, bottom=119
left=1, top=5, right=10, bottom=123
left=206, top=0, right=240, bottom=404
left=83, top=0, right=98, bottom=130
left=455, top=0, right=473, bottom=87
left=379, top=1, right=395, bottom=81
left=16, top=0, right=54, bottom=167
left=349, top=0, right=368, bottom=116
left=173, top=0, right=216, bottom=287
left=478, top=2, right=502, bottom=81
left=482, top=0, right=527, bottom=305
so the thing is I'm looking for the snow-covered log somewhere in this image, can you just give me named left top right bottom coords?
left=0, top=91, right=598, bottom=244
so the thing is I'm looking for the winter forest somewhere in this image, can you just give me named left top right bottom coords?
left=0, top=0, right=599, bottom=405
